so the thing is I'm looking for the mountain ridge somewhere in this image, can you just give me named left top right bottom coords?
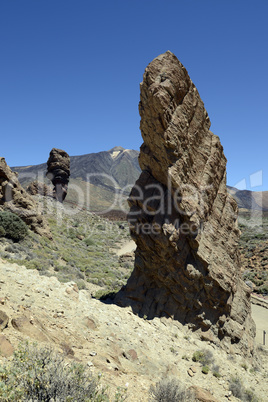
left=12, top=147, right=268, bottom=213
left=13, top=147, right=140, bottom=191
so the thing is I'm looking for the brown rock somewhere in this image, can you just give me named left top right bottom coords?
left=0, top=310, right=9, bottom=331
left=11, top=315, right=49, bottom=342
left=0, top=335, right=14, bottom=357
left=0, top=157, right=52, bottom=238
left=46, top=148, right=70, bottom=202
left=189, top=386, right=217, bottom=402
left=65, top=284, right=79, bottom=300
left=115, top=51, right=255, bottom=356
left=190, top=365, right=197, bottom=373
left=187, top=368, right=195, bottom=377
left=26, top=181, right=53, bottom=197
left=200, top=330, right=217, bottom=343
left=124, top=349, right=138, bottom=361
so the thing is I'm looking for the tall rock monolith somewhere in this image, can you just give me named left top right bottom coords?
left=46, top=148, right=70, bottom=202
left=115, top=51, right=256, bottom=356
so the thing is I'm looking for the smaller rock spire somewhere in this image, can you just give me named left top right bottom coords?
left=46, top=148, right=70, bottom=202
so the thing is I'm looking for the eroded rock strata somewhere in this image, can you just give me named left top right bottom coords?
left=46, top=148, right=70, bottom=202
left=115, top=51, right=255, bottom=356
left=0, top=158, right=51, bottom=238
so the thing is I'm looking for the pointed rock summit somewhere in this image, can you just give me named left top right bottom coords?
left=115, top=51, right=255, bottom=356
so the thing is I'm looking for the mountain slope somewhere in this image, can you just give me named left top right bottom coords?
left=12, top=147, right=268, bottom=213
left=13, top=147, right=140, bottom=191
left=13, top=147, right=140, bottom=212
left=228, top=186, right=268, bottom=212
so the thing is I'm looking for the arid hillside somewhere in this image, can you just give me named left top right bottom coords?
left=0, top=195, right=267, bottom=401
left=0, top=242, right=267, bottom=401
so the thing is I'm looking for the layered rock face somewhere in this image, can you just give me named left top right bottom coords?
left=46, top=148, right=70, bottom=202
left=115, top=51, right=255, bottom=355
left=0, top=158, right=51, bottom=238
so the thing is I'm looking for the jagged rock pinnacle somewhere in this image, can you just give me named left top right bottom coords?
left=115, top=51, right=256, bottom=356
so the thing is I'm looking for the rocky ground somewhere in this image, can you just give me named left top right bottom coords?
left=0, top=258, right=267, bottom=401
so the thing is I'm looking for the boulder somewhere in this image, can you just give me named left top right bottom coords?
left=115, top=51, right=256, bottom=356
left=11, top=315, right=50, bottom=342
left=188, top=386, right=218, bottom=402
left=46, top=148, right=70, bottom=202
left=0, top=310, right=9, bottom=331
left=0, top=158, right=52, bottom=238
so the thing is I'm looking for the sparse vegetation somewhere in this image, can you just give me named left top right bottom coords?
left=149, top=378, right=194, bottom=402
left=192, top=349, right=218, bottom=376
left=0, top=197, right=132, bottom=295
left=0, top=211, right=28, bottom=241
left=229, top=376, right=259, bottom=401
left=201, top=365, right=209, bottom=374
left=192, top=349, right=214, bottom=366
left=212, top=365, right=221, bottom=378
left=170, top=346, right=177, bottom=355
left=0, top=342, right=109, bottom=401
left=92, top=289, right=118, bottom=300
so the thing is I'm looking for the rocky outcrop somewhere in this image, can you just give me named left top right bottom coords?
left=0, top=158, right=52, bottom=238
left=46, top=148, right=70, bottom=202
left=0, top=310, right=9, bottom=331
left=26, top=181, right=53, bottom=197
left=115, top=51, right=256, bottom=356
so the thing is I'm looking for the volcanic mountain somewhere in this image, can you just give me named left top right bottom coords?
left=12, top=147, right=267, bottom=213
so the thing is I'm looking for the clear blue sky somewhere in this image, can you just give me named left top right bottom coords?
left=1, top=0, right=267, bottom=190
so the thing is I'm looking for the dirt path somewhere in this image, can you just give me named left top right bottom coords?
left=116, top=240, right=136, bottom=256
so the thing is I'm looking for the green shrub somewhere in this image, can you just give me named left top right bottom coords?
left=212, top=365, right=221, bottom=378
left=67, top=227, right=77, bottom=239
left=96, top=224, right=105, bottom=230
left=0, top=211, right=28, bottom=241
left=0, top=342, right=108, bottom=401
left=192, top=349, right=214, bottom=366
left=0, top=226, right=6, bottom=237
left=192, top=350, right=204, bottom=362
left=201, top=365, right=209, bottom=374
left=229, top=377, right=259, bottom=401
left=149, top=378, right=194, bottom=401
left=76, top=279, right=87, bottom=290
left=93, top=289, right=118, bottom=300
left=229, top=377, right=245, bottom=400
left=84, top=237, right=95, bottom=246
left=258, top=285, right=268, bottom=295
